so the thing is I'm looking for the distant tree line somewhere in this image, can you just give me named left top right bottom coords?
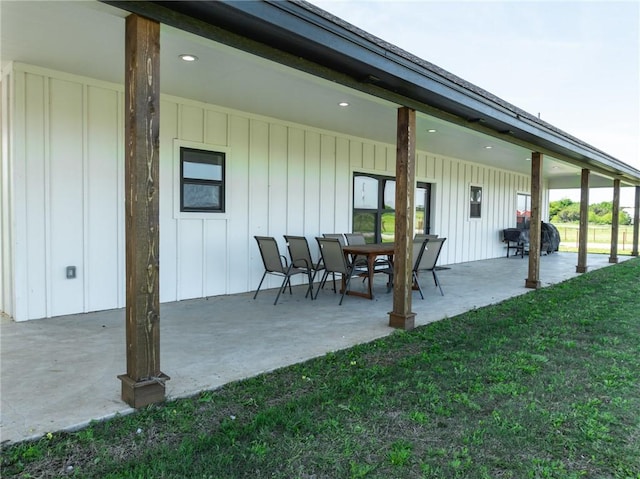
left=550, top=199, right=632, bottom=225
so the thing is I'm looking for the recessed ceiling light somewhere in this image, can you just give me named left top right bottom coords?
left=427, top=129, right=437, bottom=133
left=484, top=146, right=493, bottom=149
left=179, top=54, right=198, bottom=62
left=338, top=102, right=349, bottom=107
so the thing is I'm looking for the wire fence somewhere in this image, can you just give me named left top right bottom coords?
left=551, top=224, right=636, bottom=250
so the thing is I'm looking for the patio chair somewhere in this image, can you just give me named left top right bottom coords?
left=322, top=234, right=349, bottom=289
left=345, top=232, right=390, bottom=273
left=414, top=233, right=438, bottom=242
left=314, top=237, right=362, bottom=305
left=503, top=228, right=527, bottom=258
left=344, top=233, right=367, bottom=246
left=384, top=238, right=427, bottom=295
left=322, top=233, right=346, bottom=246
left=413, top=237, right=447, bottom=297
left=253, top=236, right=314, bottom=305
left=284, top=235, right=330, bottom=296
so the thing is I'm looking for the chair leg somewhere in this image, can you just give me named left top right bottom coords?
left=432, top=270, right=444, bottom=296
left=339, top=276, right=351, bottom=305
left=253, top=271, right=268, bottom=299
left=274, top=276, right=290, bottom=305
left=314, top=271, right=330, bottom=299
left=339, top=265, right=356, bottom=305
left=412, top=271, right=424, bottom=299
left=306, top=269, right=318, bottom=298
left=306, top=270, right=314, bottom=300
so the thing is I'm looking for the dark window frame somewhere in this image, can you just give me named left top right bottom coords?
left=352, top=172, right=432, bottom=243
left=470, top=185, right=483, bottom=219
left=180, top=147, right=225, bottom=213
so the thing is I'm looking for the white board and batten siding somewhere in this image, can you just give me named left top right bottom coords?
left=3, top=64, right=540, bottom=321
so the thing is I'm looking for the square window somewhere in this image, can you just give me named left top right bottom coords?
left=180, top=147, right=225, bottom=212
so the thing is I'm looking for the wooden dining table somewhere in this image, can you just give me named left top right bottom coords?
left=341, top=242, right=395, bottom=299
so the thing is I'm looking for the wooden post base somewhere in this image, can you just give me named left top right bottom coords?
left=576, top=265, right=588, bottom=273
left=608, top=256, right=618, bottom=264
left=388, top=311, right=416, bottom=330
left=118, top=372, right=169, bottom=408
left=525, top=279, right=541, bottom=289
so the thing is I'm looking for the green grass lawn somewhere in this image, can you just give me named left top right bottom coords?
left=3, top=259, right=640, bottom=478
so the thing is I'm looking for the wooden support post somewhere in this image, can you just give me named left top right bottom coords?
left=525, top=152, right=542, bottom=289
left=632, top=186, right=640, bottom=257
left=609, top=179, right=620, bottom=263
left=576, top=169, right=590, bottom=273
left=118, top=14, right=168, bottom=408
left=389, top=107, right=416, bottom=330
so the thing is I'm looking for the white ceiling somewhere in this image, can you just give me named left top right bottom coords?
left=2, top=0, right=605, bottom=187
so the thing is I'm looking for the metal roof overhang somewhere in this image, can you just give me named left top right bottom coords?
left=103, top=0, right=640, bottom=186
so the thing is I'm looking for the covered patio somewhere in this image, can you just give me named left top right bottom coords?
left=2, top=0, right=640, bottom=431
left=1, top=252, right=630, bottom=445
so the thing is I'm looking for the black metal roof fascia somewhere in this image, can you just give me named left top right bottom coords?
left=144, top=1, right=527, bottom=127
left=103, top=0, right=640, bottom=185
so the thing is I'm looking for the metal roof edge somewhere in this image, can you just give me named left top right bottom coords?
left=102, top=0, right=640, bottom=185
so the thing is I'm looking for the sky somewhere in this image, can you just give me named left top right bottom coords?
left=309, top=0, right=640, bottom=206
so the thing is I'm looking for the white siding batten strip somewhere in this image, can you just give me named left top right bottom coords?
left=43, top=77, right=52, bottom=318
left=82, top=83, right=89, bottom=312
left=175, top=107, right=183, bottom=300
left=117, top=91, right=125, bottom=308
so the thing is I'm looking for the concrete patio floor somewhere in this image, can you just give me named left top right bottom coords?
left=0, top=252, right=631, bottom=445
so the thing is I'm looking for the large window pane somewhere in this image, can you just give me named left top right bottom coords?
left=415, top=186, right=427, bottom=235
left=380, top=212, right=395, bottom=242
left=353, top=211, right=377, bottom=243
left=383, top=180, right=395, bottom=209
left=353, top=176, right=379, bottom=209
left=517, top=193, right=531, bottom=229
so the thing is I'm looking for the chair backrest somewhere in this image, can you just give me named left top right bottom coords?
left=412, top=238, right=429, bottom=272
left=414, top=233, right=438, bottom=243
left=415, top=237, right=447, bottom=272
left=345, top=233, right=366, bottom=246
left=323, top=233, right=346, bottom=247
left=503, top=228, right=523, bottom=243
left=284, top=235, right=313, bottom=269
left=254, top=236, right=286, bottom=273
left=316, top=237, right=349, bottom=275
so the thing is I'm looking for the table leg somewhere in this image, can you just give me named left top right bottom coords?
left=366, top=254, right=375, bottom=299
left=342, top=251, right=376, bottom=300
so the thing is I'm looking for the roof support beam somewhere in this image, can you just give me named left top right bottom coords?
left=389, top=107, right=416, bottom=330
left=118, top=13, right=168, bottom=408
left=632, top=187, right=640, bottom=257
left=576, top=169, right=591, bottom=274
left=525, top=152, right=543, bottom=289
left=609, top=179, right=620, bottom=264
